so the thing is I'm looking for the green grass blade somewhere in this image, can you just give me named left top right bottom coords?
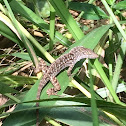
left=49, top=0, right=84, bottom=40
left=49, top=4, right=55, bottom=50
left=112, top=40, right=126, bottom=90
left=0, top=20, right=21, bottom=44
left=69, top=2, right=109, bottom=20
left=89, top=64, right=99, bottom=126
left=1, top=97, right=126, bottom=125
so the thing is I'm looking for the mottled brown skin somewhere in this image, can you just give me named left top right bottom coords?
left=35, top=46, right=98, bottom=126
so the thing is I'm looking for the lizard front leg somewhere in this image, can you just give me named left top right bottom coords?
left=46, top=63, right=74, bottom=95
left=47, top=76, right=61, bottom=95
left=34, top=58, right=48, bottom=74
left=47, top=64, right=74, bottom=96
left=67, top=64, right=74, bottom=77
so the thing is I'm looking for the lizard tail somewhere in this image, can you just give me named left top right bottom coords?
left=36, top=88, right=42, bottom=126
left=36, top=94, right=40, bottom=126
left=36, top=108, right=39, bottom=126
left=36, top=79, right=47, bottom=126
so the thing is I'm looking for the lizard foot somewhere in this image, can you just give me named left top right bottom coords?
left=34, top=67, right=41, bottom=74
left=68, top=73, right=75, bottom=81
left=47, top=88, right=57, bottom=96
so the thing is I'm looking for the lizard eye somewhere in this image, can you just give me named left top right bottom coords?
left=69, top=53, right=74, bottom=60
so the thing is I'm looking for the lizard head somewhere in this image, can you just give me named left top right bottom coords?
left=69, top=46, right=98, bottom=59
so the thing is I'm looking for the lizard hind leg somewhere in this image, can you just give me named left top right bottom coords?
left=47, top=77, right=61, bottom=95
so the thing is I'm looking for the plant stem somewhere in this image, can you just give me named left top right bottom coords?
left=112, top=40, right=126, bottom=90
left=49, top=4, right=55, bottom=51
left=89, top=64, right=99, bottom=126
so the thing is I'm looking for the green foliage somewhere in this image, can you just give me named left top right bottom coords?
left=113, top=0, right=126, bottom=10
left=69, top=2, right=109, bottom=20
left=0, top=82, right=18, bottom=94
left=106, top=0, right=115, bottom=5
left=0, top=0, right=126, bottom=126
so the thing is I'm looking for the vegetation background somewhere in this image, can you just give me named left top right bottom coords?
left=0, top=0, right=126, bottom=125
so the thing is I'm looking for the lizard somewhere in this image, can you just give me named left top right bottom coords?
left=35, top=46, right=98, bottom=126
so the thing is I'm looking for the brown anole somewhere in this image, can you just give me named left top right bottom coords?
left=35, top=46, right=98, bottom=126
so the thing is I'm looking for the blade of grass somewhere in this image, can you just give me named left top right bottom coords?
left=4, top=94, right=20, bottom=103
left=0, top=18, right=22, bottom=45
left=45, top=116, right=62, bottom=126
left=88, top=0, right=95, bottom=4
left=48, top=0, right=84, bottom=40
left=71, top=79, right=91, bottom=98
left=108, top=17, right=114, bottom=83
left=107, top=18, right=114, bottom=102
left=89, top=63, right=99, bottom=126
left=49, top=4, right=55, bottom=50
left=1, top=97, right=126, bottom=121
left=112, top=40, right=126, bottom=90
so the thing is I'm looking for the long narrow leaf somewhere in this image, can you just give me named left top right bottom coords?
left=48, top=0, right=84, bottom=40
